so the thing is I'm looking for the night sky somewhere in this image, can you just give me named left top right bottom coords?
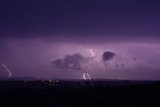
left=0, top=0, right=160, bottom=80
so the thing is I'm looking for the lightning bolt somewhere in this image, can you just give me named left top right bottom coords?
left=83, top=73, right=91, bottom=80
left=2, top=63, right=11, bottom=77
left=81, top=49, right=94, bottom=80
left=89, top=49, right=94, bottom=57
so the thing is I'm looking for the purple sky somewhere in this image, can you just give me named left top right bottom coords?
left=0, top=0, right=160, bottom=80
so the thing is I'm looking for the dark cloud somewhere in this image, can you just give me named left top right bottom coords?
left=0, top=0, right=160, bottom=41
left=103, top=51, right=115, bottom=61
left=51, top=53, right=86, bottom=70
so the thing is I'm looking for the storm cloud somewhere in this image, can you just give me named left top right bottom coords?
left=1, top=0, right=160, bottom=80
left=51, top=53, right=86, bottom=70
left=103, top=51, right=115, bottom=61
left=0, top=38, right=160, bottom=80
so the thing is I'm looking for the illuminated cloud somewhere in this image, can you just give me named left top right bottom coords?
left=1, top=38, right=160, bottom=80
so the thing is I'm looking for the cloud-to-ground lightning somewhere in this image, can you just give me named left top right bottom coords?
left=82, top=49, right=95, bottom=80
left=2, top=64, right=11, bottom=77
left=89, top=49, right=95, bottom=57
left=82, top=73, right=91, bottom=80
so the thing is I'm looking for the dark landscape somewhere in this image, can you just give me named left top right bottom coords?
left=0, top=79, right=160, bottom=107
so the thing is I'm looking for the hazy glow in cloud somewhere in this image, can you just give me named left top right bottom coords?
left=89, top=49, right=95, bottom=57
left=0, top=38, right=160, bottom=80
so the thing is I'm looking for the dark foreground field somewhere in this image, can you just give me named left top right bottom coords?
left=0, top=80, right=160, bottom=107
